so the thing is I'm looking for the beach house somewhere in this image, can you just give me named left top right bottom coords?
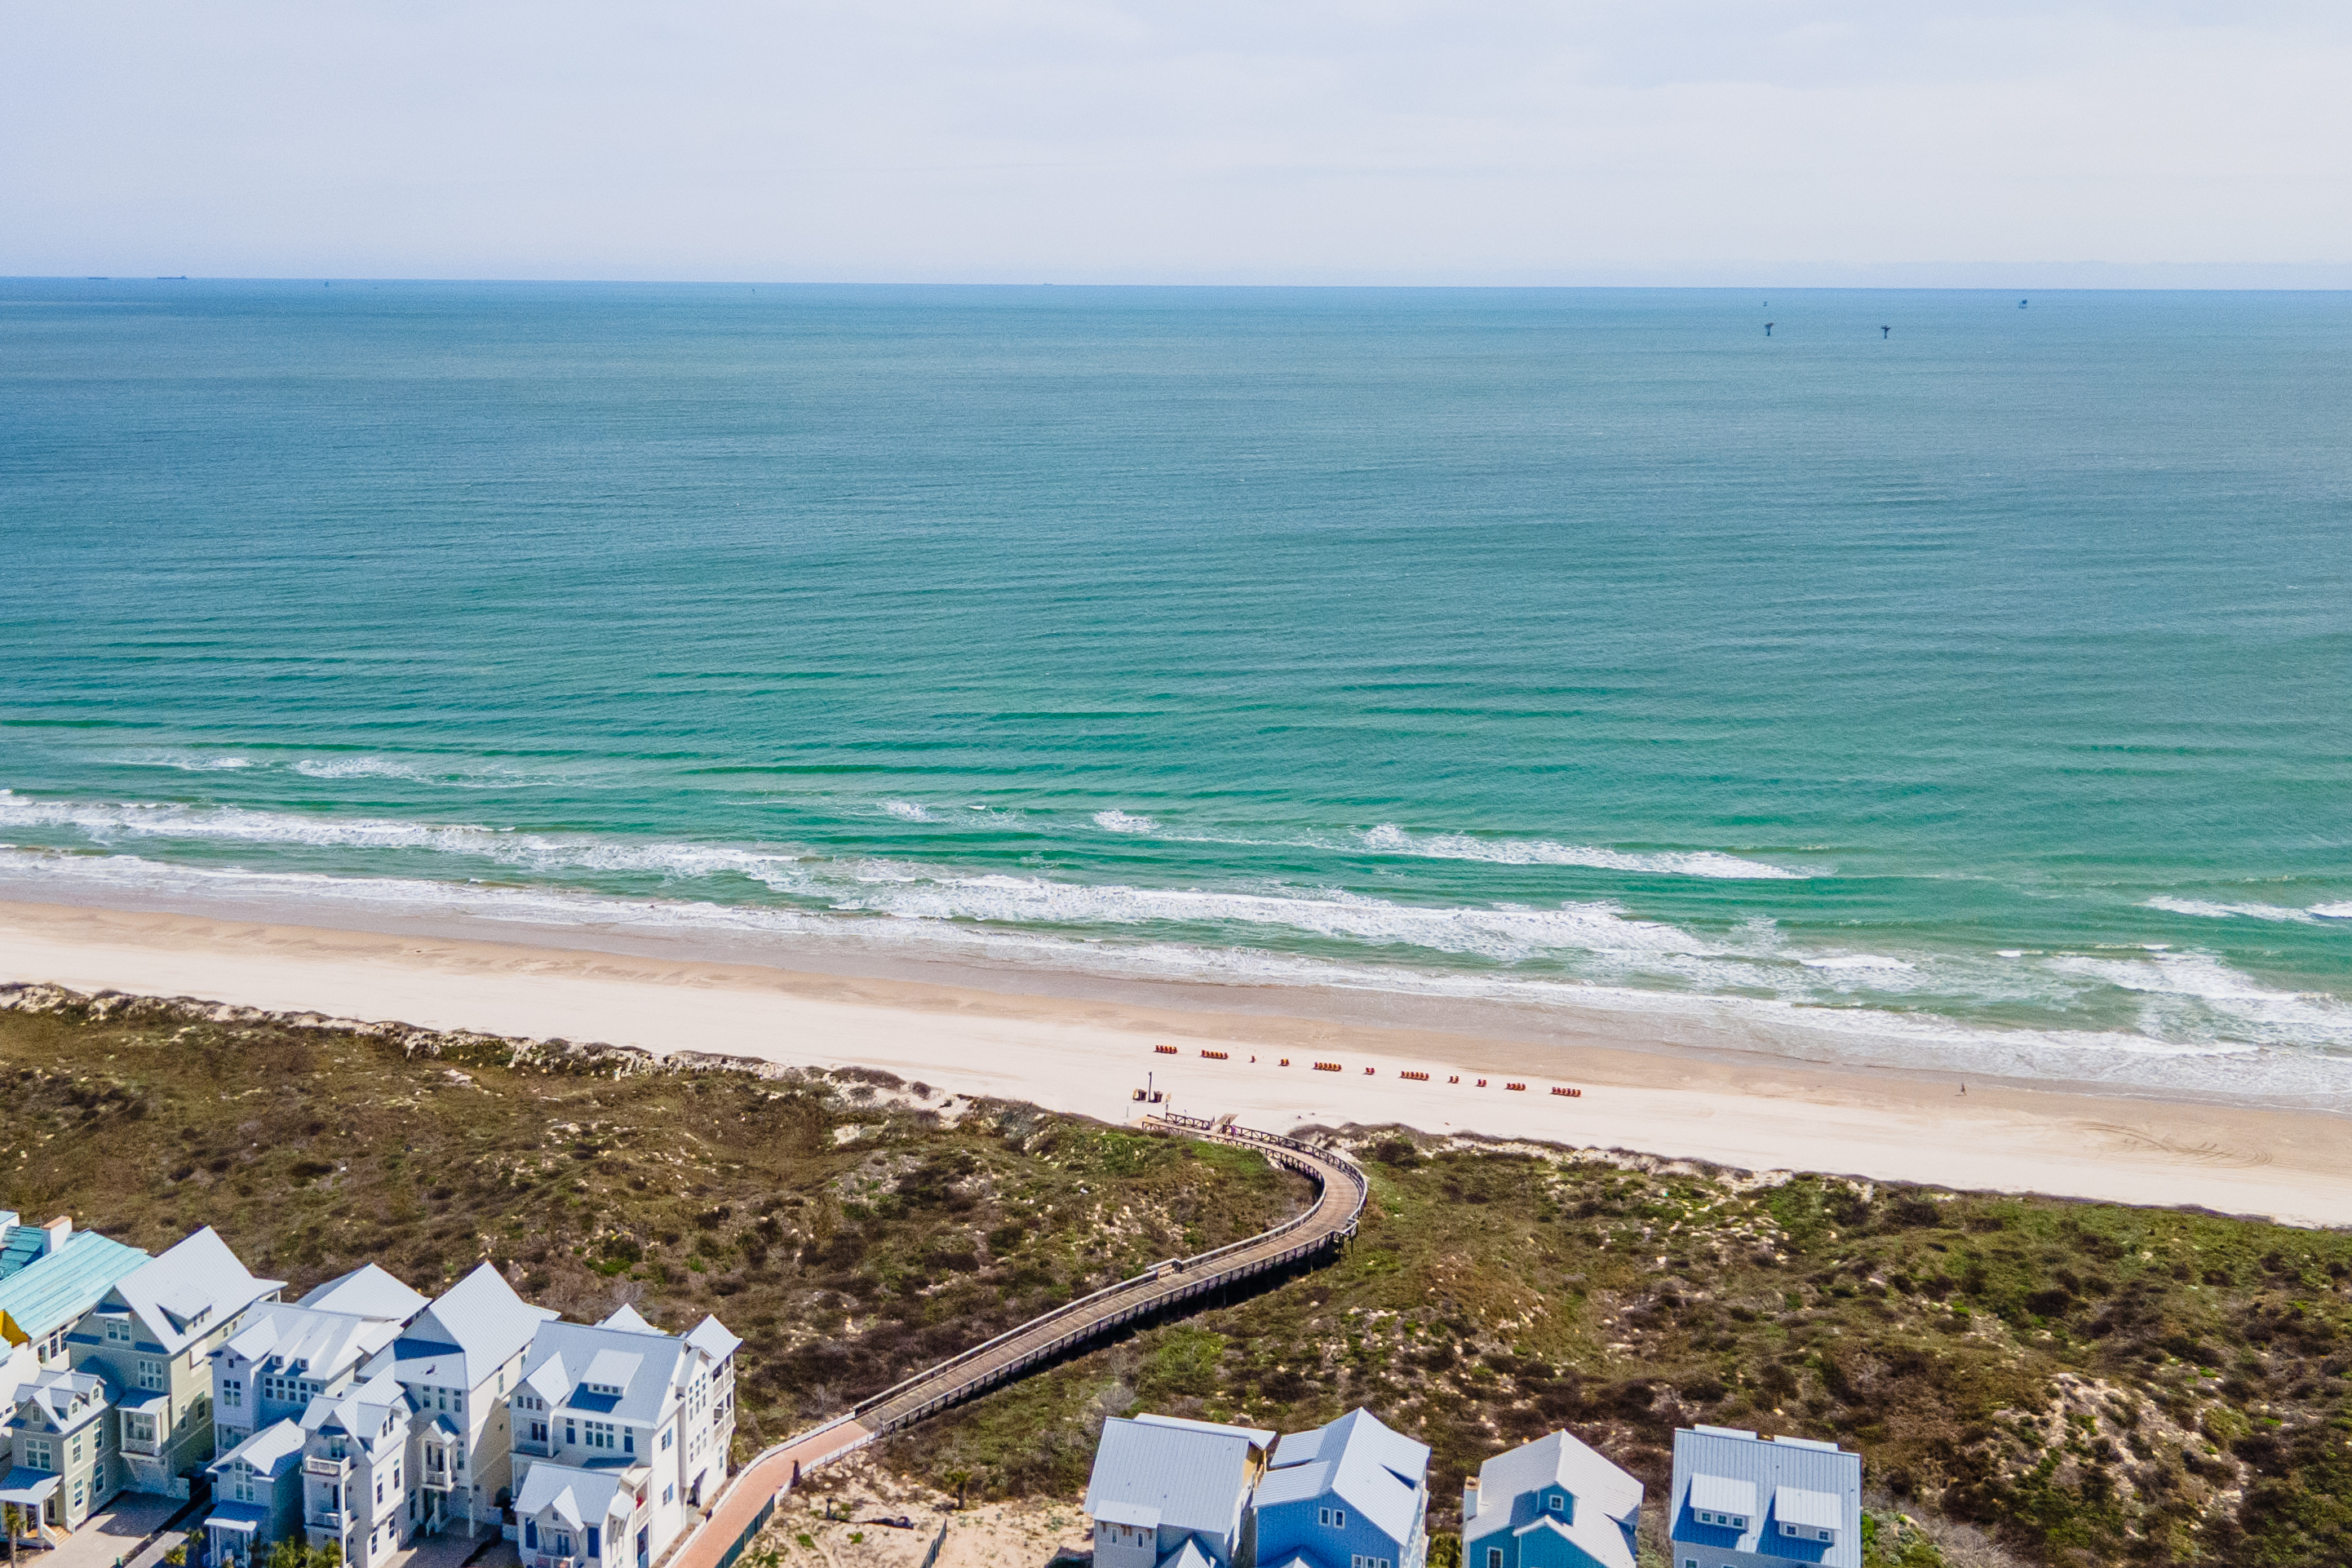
left=2, top=1368, right=118, bottom=1535
left=0, top=1213, right=148, bottom=1411
left=1251, top=1409, right=1431, bottom=1568
left=67, top=1227, right=283, bottom=1498
left=210, top=1301, right=405, bottom=1459
left=202, top=1418, right=307, bottom=1568
left=1082, top=1413, right=1274, bottom=1568
left=0, top=1212, right=149, bottom=1538
left=299, top=1369, right=418, bottom=1568
left=1667, top=1427, right=1861, bottom=1568
left=362, top=1262, right=558, bottom=1538
left=507, top=1302, right=743, bottom=1568
left=1460, top=1428, right=1643, bottom=1568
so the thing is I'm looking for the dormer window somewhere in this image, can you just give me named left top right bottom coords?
left=1547, top=1493, right=1565, bottom=1514
left=104, top=1320, right=131, bottom=1344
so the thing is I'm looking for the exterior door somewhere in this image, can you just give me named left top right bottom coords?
left=636, top=1526, right=649, bottom=1568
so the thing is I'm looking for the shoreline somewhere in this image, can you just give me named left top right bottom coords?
left=4, top=896, right=2349, bottom=1226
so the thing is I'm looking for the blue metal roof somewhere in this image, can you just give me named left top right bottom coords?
left=1668, top=1428, right=1862, bottom=1567
left=0, top=1230, right=150, bottom=1346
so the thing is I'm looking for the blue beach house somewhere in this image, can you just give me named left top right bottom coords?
left=1253, top=1408, right=1430, bottom=1568
left=1460, top=1428, right=1643, bottom=1568
left=1667, top=1427, right=1860, bottom=1568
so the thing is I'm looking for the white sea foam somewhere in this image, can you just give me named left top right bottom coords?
left=1093, top=810, right=1158, bottom=835
left=2045, top=950, right=2352, bottom=1050
left=7, top=844, right=2349, bottom=1105
left=1356, top=824, right=1809, bottom=880
left=114, top=751, right=255, bottom=773
left=7, top=788, right=2350, bottom=1094
left=2145, top=896, right=2323, bottom=925
left=2310, top=902, right=2352, bottom=920
left=880, top=800, right=933, bottom=822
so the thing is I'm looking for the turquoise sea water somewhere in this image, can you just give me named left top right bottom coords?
left=4, top=281, right=2350, bottom=1096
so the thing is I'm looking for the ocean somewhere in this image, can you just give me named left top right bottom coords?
left=4, top=280, right=2350, bottom=1100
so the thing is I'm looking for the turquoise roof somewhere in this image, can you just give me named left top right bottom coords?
left=0, top=1230, right=151, bottom=1346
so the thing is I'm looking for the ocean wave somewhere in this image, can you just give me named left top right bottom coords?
left=2045, top=950, right=2352, bottom=1050
left=1355, top=824, right=1809, bottom=880
left=112, top=751, right=256, bottom=773
left=1800, top=955, right=1918, bottom=972
left=2144, top=896, right=2324, bottom=925
left=7, top=845, right=2349, bottom=1105
left=1093, top=809, right=1158, bottom=835
left=880, top=800, right=934, bottom=822
left=2317, top=903, right=2352, bottom=920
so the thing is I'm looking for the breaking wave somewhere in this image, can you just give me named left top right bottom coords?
left=1355, top=824, right=1809, bottom=879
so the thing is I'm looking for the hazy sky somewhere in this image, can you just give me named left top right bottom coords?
left=8, top=1, right=2350, bottom=283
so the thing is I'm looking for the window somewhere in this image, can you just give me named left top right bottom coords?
left=622, top=1431, right=633, bottom=1455
left=24, top=1440, right=51, bottom=1472
left=223, top=1380, right=243, bottom=1407
left=662, top=1486, right=673, bottom=1506
left=525, top=1521, right=538, bottom=1550
left=1487, top=1552, right=1503, bottom=1568
left=70, top=1436, right=83, bottom=1464
left=565, top=1420, right=578, bottom=1446
left=1548, top=1494, right=1563, bottom=1513
left=660, top=1428, right=672, bottom=1452
left=106, top=1320, right=131, bottom=1344
left=140, top=1359, right=166, bottom=1391
left=1683, top=1560, right=1699, bottom=1568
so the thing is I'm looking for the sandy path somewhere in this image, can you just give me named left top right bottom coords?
left=3, top=898, right=2347, bottom=1226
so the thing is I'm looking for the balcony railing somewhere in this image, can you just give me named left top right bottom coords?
left=310, top=1511, right=344, bottom=1530
left=119, top=1435, right=162, bottom=1458
left=304, top=1456, right=350, bottom=1477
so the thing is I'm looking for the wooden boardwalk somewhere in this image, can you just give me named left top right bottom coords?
left=671, top=1116, right=1367, bottom=1568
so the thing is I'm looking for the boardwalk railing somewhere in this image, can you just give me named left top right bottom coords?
left=666, top=1118, right=1366, bottom=1568
left=851, top=1116, right=1366, bottom=1433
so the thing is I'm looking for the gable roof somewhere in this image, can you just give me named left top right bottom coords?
left=1260, top=1409, right=1429, bottom=1548
left=387, top=1265, right=556, bottom=1384
left=0, top=1230, right=149, bottom=1349
left=300, top=1368, right=410, bottom=1446
left=683, top=1314, right=742, bottom=1365
left=1083, top=1415, right=1260, bottom=1542
left=516, top=1461, right=627, bottom=1530
left=1509, top=1509, right=1637, bottom=1568
left=219, top=1304, right=401, bottom=1384
left=209, top=1417, right=308, bottom=1481
left=597, top=1304, right=660, bottom=1336
left=8, top=1368, right=112, bottom=1432
left=519, top=1320, right=691, bottom=1425
left=109, top=1228, right=281, bottom=1353
left=1466, top=1428, right=1644, bottom=1566
left=297, top=1265, right=428, bottom=1325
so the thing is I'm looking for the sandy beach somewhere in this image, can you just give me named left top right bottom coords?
left=2, top=896, right=2346, bottom=1227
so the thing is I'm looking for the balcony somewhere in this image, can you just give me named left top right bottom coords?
left=305, top=1456, right=351, bottom=1477
left=310, top=1511, right=345, bottom=1530
left=118, top=1434, right=162, bottom=1458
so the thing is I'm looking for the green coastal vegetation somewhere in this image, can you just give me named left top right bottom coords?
left=3, top=985, right=2348, bottom=1567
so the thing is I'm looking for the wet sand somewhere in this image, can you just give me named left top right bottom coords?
left=3, top=897, right=2346, bottom=1226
